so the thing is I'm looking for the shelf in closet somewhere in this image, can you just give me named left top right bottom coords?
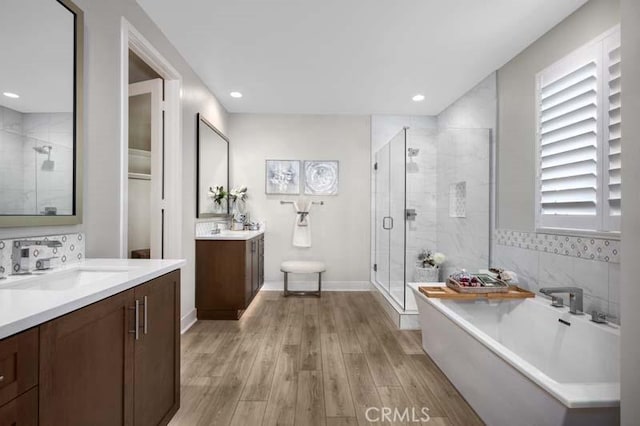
left=128, top=172, right=151, bottom=181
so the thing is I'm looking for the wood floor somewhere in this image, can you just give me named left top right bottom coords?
left=171, top=291, right=483, bottom=426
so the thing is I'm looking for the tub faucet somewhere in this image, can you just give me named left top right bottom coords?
left=539, top=287, right=583, bottom=314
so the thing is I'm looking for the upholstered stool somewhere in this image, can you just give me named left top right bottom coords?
left=280, top=261, right=326, bottom=297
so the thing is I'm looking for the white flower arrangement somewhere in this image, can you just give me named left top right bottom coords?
left=229, top=185, right=248, bottom=202
left=418, top=250, right=446, bottom=268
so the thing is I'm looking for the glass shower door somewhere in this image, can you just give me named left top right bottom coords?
left=374, top=129, right=407, bottom=309
left=374, top=143, right=391, bottom=295
left=389, top=130, right=406, bottom=308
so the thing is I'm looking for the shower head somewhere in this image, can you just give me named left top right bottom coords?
left=33, top=145, right=52, bottom=154
left=34, top=146, right=55, bottom=171
left=408, top=148, right=420, bottom=158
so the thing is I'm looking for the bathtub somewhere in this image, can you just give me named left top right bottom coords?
left=410, top=283, right=620, bottom=426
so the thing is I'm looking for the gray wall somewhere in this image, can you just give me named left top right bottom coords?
left=497, top=0, right=620, bottom=230
left=0, top=0, right=229, bottom=323
left=229, top=114, right=371, bottom=289
left=620, top=0, right=640, bottom=422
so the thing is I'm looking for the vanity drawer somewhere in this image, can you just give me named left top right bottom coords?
left=0, top=387, right=38, bottom=426
left=0, top=328, right=38, bottom=407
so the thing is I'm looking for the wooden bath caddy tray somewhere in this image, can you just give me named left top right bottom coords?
left=419, top=285, right=535, bottom=300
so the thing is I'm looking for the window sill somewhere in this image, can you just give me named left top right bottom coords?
left=535, top=227, right=621, bottom=241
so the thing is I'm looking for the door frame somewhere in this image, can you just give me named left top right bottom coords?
left=120, top=18, right=183, bottom=260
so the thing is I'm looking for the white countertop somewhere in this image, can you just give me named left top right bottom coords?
left=0, top=258, right=185, bottom=340
left=196, top=229, right=264, bottom=241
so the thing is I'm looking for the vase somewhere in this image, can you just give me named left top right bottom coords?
left=232, top=199, right=246, bottom=215
left=213, top=199, right=227, bottom=214
left=414, top=265, right=440, bottom=283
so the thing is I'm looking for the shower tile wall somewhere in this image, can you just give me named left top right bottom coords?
left=405, top=129, right=438, bottom=281
left=0, top=105, right=73, bottom=215
left=435, top=129, right=491, bottom=279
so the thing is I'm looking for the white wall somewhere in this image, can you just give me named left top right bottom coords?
left=0, top=0, right=229, bottom=325
left=620, top=0, right=640, bottom=421
left=229, top=114, right=371, bottom=289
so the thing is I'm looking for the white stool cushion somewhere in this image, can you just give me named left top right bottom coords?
left=281, top=260, right=326, bottom=274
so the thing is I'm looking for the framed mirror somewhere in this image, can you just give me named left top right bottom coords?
left=0, top=0, right=83, bottom=227
left=196, top=113, right=230, bottom=218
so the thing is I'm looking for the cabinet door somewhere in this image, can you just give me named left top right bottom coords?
left=251, top=238, right=260, bottom=297
left=39, top=290, right=136, bottom=426
left=244, top=239, right=254, bottom=305
left=258, top=236, right=265, bottom=287
left=133, top=271, right=180, bottom=426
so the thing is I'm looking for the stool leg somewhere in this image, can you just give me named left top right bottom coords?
left=284, top=272, right=289, bottom=297
left=317, top=272, right=322, bottom=297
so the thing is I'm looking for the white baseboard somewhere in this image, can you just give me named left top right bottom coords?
left=180, top=309, right=197, bottom=334
left=261, top=280, right=373, bottom=292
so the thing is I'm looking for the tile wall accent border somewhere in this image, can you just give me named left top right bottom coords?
left=494, top=229, right=620, bottom=264
left=0, top=232, right=86, bottom=278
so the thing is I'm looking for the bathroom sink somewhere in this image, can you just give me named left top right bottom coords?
left=0, top=267, right=131, bottom=291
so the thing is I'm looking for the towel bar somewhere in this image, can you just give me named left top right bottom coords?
left=280, top=200, right=324, bottom=205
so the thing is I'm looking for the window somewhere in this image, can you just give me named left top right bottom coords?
left=536, top=26, right=621, bottom=234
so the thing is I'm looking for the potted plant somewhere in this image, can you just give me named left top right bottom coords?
left=415, top=250, right=446, bottom=282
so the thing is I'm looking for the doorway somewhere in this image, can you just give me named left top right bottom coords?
left=120, top=19, right=183, bottom=261
left=127, top=54, right=163, bottom=259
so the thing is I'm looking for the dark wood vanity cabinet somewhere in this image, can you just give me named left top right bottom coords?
left=0, top=328, right=39, bottom=426
left=0, top=270, right=180, bottom=426
left=196, top=234, right=265, bottom=320
left=133, top=274, right=180, bottom=426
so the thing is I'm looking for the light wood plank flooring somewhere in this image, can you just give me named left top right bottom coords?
left=171, top=291, right=483, bottom=426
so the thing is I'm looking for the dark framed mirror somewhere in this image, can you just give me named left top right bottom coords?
left=0, top=0, right=84, bottom=227
left=196, top=113, right=230, bottom=218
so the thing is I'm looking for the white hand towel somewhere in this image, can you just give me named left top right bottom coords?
left=293, top=199, right=313, bottom=247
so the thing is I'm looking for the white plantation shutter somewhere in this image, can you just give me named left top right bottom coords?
left=536, top=27, right=621, bottom=233
left=604, top=31, right=621, bottom=231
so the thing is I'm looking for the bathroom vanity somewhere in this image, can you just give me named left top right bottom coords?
left=0, top=259, right=184, bottom=425
left=196, top=230, right=265, bottom=319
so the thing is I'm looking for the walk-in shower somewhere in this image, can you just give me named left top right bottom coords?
left=373, top=127, right=492, bottom=311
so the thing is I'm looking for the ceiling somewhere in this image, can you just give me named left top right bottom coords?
left=138, top=0, right=587, bottom=115
left=0, top=0, right=74, bottom=113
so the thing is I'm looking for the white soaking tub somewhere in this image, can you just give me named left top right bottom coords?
left=410, top=283, right=620, bottom=426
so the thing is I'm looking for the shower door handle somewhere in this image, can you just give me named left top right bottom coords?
left=382, top=217, right=394, bottom=230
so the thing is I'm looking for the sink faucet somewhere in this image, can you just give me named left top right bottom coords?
left=540, top=287, right=583, bottom=314
left=11, top=239, right=63, bottom=275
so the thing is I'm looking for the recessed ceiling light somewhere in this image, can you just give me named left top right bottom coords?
left=412, top=94, right=425, bottom=102
left=2, top=92, right=19, bottom=99
left=230, top=91, right=243, bottom=98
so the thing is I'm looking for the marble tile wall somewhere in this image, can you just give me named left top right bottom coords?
left=435, top=128, right=491, bottom=279
left=405, top=129, right=438, bottom=283
left=494, top=229, right=620, bottom=323
left=0, top=232, right=85, bottom=278
left=0, top=105, right=73, bottom=215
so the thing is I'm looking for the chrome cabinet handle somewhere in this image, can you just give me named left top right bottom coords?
left=143, top=296, right=148, bottom=335
left=129, top=300, right=140, bottom=340
left=0, top=375, right=4, bottom=382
